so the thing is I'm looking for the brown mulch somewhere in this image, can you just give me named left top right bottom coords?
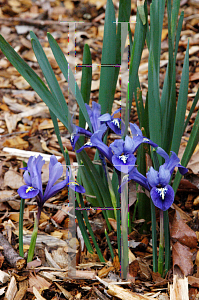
left=0, top=0, right=199, bottom=299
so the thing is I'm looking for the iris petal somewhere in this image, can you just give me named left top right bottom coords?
left=85, top=101, right=101, bottom=132
left=110, top=139, right=124, bottom=156
left=43, top=156, right=63, bottom=201
left=129, top=168, right=150, bottom=191
left=158, top=165, right=171, bottom=186
left=123, top=136, right=134, bottom=153
left=17, top=185, right=39, bottom=199
left=43, top=179, right=68, bottom=201
left=130, top=123, right=143, bottom=136
left=112, top=154, right=136, bottom=173
left=150, top=185, right=174, bottom=211
left=68, top=181, right=86, bottom=193
left=147, top=167, right=159, bottom=187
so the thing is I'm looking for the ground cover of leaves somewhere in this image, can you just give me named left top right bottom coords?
left=0, top=0, right=199, bottom=299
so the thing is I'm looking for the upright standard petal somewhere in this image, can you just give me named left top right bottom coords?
left=130, top=122, right=143, bottom=136
left=157, top=148, right=188, bottom=175
left=85, top=101, right=101, bottom=132
left=43, top=156, right=64, bottom=202
left=110, top=139, right=124, bottom=156
left=158, top=165, right=171, bottom=186
left=146, top=167, right=159, bottom=187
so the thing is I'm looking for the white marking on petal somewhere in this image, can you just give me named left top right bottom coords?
left=85, top=141, right=92, bottom=146
left=143, top=138, right=149, bottom=142
left=156, top=187, right=168, bottom=200
left=119, top=154, right=129, bottom=164
left=112, top=119, right=120, bottom=128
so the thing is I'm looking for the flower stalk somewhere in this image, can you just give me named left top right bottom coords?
left=158, top=209, right=164, bottom=277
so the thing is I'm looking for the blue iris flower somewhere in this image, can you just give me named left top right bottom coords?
left=85, top=101, right=101, bottom=132
left=110, top=136, right=137, bottom=173
left=17, top=155, right=85, bottom=207
left=70, top=115, right=92, bottom=151
left=120, top=147, right=188, bottom=211
left=70, top=101, right=103, bottom=150
left=130, top=123, right=158, bottom=150
left=98, top=108, right=125, bottom=135
left=76, top=123, right=113, bottom=163
left=110, top=125, right=158, bottom=173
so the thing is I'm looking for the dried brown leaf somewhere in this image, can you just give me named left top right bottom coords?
left=172, top=242, right=193, bottom=276
left=171, top=218, right=197, bottom=248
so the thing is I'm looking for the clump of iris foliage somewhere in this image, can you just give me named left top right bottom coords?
left=0, top=0, right=198, bottom=279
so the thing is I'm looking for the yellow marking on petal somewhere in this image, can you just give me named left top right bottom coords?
left=26, top=186, right=35, bottom=193
left=68, top=182, right=80, bottom=186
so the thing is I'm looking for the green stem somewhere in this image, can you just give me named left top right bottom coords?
left=27, top=208, right=41, bottom=263
left=164, top=210, right=170, bottom=275
left=158, top=209, right=164, bottom=277
left=151, top=199, right=157, bottom=272
left=121, top=181, right=129, bottom=279
left=19, top=198, right=25, bottom=258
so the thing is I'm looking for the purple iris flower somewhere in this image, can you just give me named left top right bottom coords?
left=98, top=108, right=125, bottom=135
left=70, top=115, right=92, bottom=151
left=17, top=155, right=85, bottom=207
left=85, top=101, right=101, bottom=132
left=70, top=102, right=103, bottom=150
left=119, top=147, right=188, bottom=211
left=76, top=124, right=113, bottom=163
left=145, top=147, right=188, bottom=210
left=110, top=136, right=137, bottom=173
left=130, top=123, right=158, bottom=150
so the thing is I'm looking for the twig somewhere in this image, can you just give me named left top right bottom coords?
left=0, top=233, right=26, bottom=270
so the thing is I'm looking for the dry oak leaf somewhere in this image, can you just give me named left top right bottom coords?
left=172, top=241, right=194, bottom=276
left=170, top=218, right=197, bottom=248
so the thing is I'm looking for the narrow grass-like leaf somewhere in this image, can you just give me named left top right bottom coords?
left=147, top=0, right=165, bottom=146
left=128, top=6, right=147, bottom=125
left=79, top=44, right=92, bottom=144
left=173, top=110, right=199, bottom=193
left=77, top=194, right=105, bottom=262
left=184, top=87, right=199, bottom=130
left=162, top=12, right=184, bottom=153
left=164, top=210, right=170, bottom=275
left=171, top=41, right=189, bottom=155
left=98, top=0, right=116, bottom=114
left=47, top=32, right=92, bottom=131
left=112, top=0, right=131, bottom=115
left=105, top=229, right=115, bottom=260
left=137, top=144, right=151, bottom=231
left=171, top=0, right=181, bottom=45
left=137, top=0, right=146, bottom=25
left=76, top=152, right=113, bottom=227
left=75, top=200, right=94, bottom=254
left=30, top=31, right=70, bottom=128
left=0, top=35, right=69, bottom=128
left=111, top=169, right=121, bottom=258
left=151, top=200, right=157, bottom=272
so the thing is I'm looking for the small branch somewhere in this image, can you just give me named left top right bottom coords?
left=0, top=233, right=26, bottom=270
